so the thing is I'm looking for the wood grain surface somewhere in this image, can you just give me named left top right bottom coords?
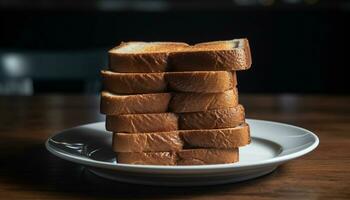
left=0, top=94, right=349, bottom=199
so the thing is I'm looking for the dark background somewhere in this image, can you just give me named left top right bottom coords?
left=0, top=0, right=348, bottom=94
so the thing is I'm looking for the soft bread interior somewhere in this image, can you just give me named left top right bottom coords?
left=101, top=70, right=163, bottom=76
left=101, top=91, right=126, bottom=98
left=192, top=39, right=243, bottom=51
left=101, top=91, right=169, bottom=99
left=110, top=42, right=189, bottom=54
left=110, top=39, right=246, bottom=54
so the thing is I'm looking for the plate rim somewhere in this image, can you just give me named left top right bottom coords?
left=46, top=119, right=319, bottom=172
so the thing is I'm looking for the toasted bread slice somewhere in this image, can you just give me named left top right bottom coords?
left=112, top=123, right=250, bottom=152
left=170, top=39, right=251, bottom=71
left=106, top=105, right=244, bottom=132
left=180, top=123, right=250, bottom=149
left=113, top=131, right=183, bottom=152
left=106, top=113, right=178, bottom=133
left=117, top=148, right=238, bottom=165
left=165, top=71, right=236, bottom=93
left=100, top=91, right=171, bottom=115
left=109, top=42, right=189, bottom=73
left=179, top=105, right=245, bottom=130
left=101, top=70, right=167, bottom=94
left=177, top=148, right=238, bottom=165
left=169, top=89, right=238, bottom=113
left=117, top=151, right=177, bottom=165
left=102, top=70, right=236, bottom=94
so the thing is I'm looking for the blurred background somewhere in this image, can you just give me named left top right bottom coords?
left=0, top=0, right=348, bottom=95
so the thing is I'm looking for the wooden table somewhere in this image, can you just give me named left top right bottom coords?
left=0, top=95, right=349, bottom=199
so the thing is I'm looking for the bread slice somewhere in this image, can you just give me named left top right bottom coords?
left=109, top=42, right=189, bottom=73
left=117, top=148, right=238, bottom=165
left=117, top=151, right=177, bottom=165
left=179, top=105, right=245, bottom=130
left=165, top=71, right=236, bottom=93
left=113, top=131, right=183, bottom=152
left=180, top=123, right=250, bottom=149
left=112, top=123, right=250, bottom=152
left=101, top=70, right=166, bottom=94
left=101, top=70, right=236, bottom=94
left=169, top=89, right=238, bottom=113
left=100, top=91, right=171, bottom=115
left=170, top=39, right=251, bottom=71
left=106, top=105, right=245, bottom=132
left=177, top=149, right=238, bottom=165
left=106, top=113, right=178, bottom=133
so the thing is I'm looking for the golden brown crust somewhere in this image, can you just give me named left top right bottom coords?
left=113, top=131, right=183, bottom=152
left=178, top=105, right=245, bottom=130
left=170, top=50, right=250, bottom=71
left=106, top=105, right=245, bottom=133
left=106, top=113, right=178, bottom=133
left=243, top=38, right=252, bottom=70
left=112, top=124, right=250, bottom=152
left=101, top=70, right=237, bottom=94
left=169, top=39, right=252, bottom=71
left=108, top=42, right=189, bottom=73
left=109, top=53, right=169, bottom=73
left=165, top=71, right=236, bottom=93
left=180, top=123, right=250, bottom=149
left=101, top=70, right=167, bottom=94
left=117, top=151, right=177, bottom=165
left=169, top=89, right=238, bottom=113
left=177, top=148, right=239, bottom=165
left=117, top=149, right=239, bottom=165
left=100, top=92, right=171, bottom=115
left=108, top=39, right=251, bottom=72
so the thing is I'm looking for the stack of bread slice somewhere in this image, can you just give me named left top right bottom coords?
left=101, top=39, right=252, bottom=165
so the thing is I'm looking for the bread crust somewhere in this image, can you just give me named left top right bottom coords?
left=112, top=124, right=250, bottom=152
left=101, top=70, right=166, bottom=94
left=165, top=71, right=236, bottom=93
left=106, top=105, right=245, bottom=132
left=100, top=91, right=171, bottom=115
left=106, top=113, right=178, bottom=133
left=101, top=70, right=236, bottom=94
left=177, top=148, right=239, bottom=165
left=179, top=105, right=245, bottom=130
left=170, top=39, right=252, bottom=71
left=117, top=151, right=177, bottom=165
left=109, top=42, right=189, bottom=73
left=180, top=123, right=250, bottom=149
left=117, top=148, right=238, bottom=165
left=109, top=52, right=169, bottom=73
left=108, top=39, right=251, bottom=72
left=169, top=89, right=238, bottom=113
left=113, top=131, right=183, bottom=152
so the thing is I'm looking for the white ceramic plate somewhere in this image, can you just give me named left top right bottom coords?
left=46, top=119, right=319, bottom=186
